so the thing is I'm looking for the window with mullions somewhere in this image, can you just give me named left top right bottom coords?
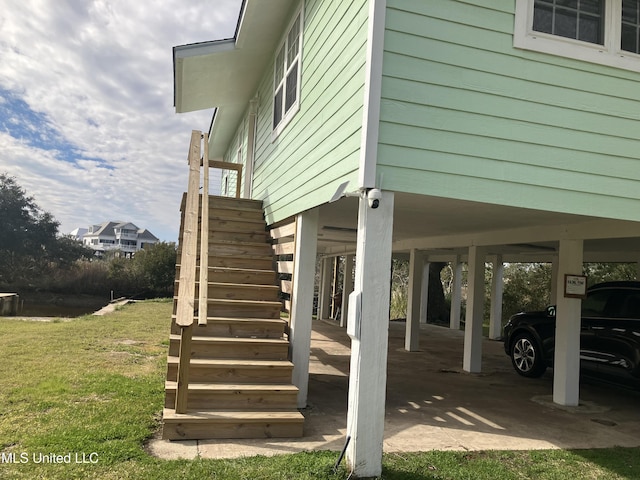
left=515, top=0, right=640, bottom=72
left=273, top=9, right=302, bottom=134
left=533, top=0, right=604, bottom=44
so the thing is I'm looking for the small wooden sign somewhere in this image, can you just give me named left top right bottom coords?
left=564, top=274, right=587, bottom=299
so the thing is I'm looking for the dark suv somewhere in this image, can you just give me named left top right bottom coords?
left=503, top=281, right=640, bottom=387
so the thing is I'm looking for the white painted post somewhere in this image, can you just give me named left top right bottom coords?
left=346, top=191, right=394, bottom=478
left=553, top=239, right=583, bottom=406
left=243, top=98, right=258, bottom=199
left=340, top=255, right=354, bottom=328
left=449, top=256, right=462, bottom=330
left=489, top=255, right=504, bottom=340
left=405, top=249, right=424, bottom=351
left=318, top=258, right=332, bottom=320
left=551, top=257, right=559, bottom=305
left=331, top=256, right=340, bottom=319
left=289, top=209, right=319, bottom=408
left=419, top=261, right=430, bottom=324
left=463, top=246, right=486, bottom=373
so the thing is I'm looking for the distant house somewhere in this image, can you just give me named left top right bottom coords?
left=80, top=221, right=159, bottom=257
left=68, top=227, right=88, bottom=242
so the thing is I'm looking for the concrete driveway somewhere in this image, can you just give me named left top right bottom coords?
left=149, top=319, right=640, bottom=459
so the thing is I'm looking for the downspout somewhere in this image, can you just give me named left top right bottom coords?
left=244, top=98, right=259, bottom=199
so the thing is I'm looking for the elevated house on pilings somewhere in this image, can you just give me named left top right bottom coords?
left=165, top=0, right=640, bottom=476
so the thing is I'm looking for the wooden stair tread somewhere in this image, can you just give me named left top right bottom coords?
left=207, top=253, right=273, bottom=260
left=172, top=315, right=286, bottom=324
left=209, top=240, right=272, bottom=247
left=172, top=297, right=281, bottom=307
left=169, top=334, right=287, bottom=345
left=165, top=381, right=298, bottom=392
left=210, top=215, right=266, bottom=224
left=209, top=298, right=282, bottom=307
left=209, top=266, right=274, bottom=273
left=166, top=356, right=292, bottom=367
left=162, top=408, right=304, bottom=422
left=205, top=316, right=285, bottom=324
left=177, top=265, right=276, bottom=275
left=209, top=205, right=265, bottom=214
left=207, top=282, right=279, bottom=289
left=205, top=316, right=285, bottom=322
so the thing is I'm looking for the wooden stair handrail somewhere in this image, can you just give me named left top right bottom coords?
left=174, top=129, right=202, bottom=413
left=199, top=133, right=210, bottom=326
left=176, top=130, right=201, bottom=328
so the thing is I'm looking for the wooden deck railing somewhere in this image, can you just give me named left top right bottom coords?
left=174, top=130, right=244, bottom=413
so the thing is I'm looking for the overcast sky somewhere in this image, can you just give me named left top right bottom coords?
left=0, top=0, right=242, bottom=242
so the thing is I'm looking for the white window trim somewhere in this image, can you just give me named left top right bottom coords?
left=272, top=3, right=304, bottom=139
left=514, top=0, right=640, bottom=72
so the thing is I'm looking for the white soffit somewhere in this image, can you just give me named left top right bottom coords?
left=173, top=0, right=295, bottom=157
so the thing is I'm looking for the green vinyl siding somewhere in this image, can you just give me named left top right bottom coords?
left=378, top=0, right=640, bottom=222
left=247, top=0, right=367, bottom=225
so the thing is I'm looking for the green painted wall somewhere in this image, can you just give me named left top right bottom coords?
left=378, top=0, right=640, bottom=222
left=244, top=0, right=368, bottom=225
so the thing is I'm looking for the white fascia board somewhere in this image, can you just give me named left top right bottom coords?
left=174, top=38, right=236, bottom=59
left=358, top=0, right=386, bottom=189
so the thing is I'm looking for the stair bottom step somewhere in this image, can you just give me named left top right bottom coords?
left=162, top=408, right=304, bottom=440
left=164, top=382, right=299, bottom=410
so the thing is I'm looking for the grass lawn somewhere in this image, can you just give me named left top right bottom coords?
left=0, top=300, right=638, bottom=479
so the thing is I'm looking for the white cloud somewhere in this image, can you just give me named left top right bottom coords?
left=0, top=0, right=241, bottom=241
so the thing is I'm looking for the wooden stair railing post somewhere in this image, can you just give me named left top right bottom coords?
left=175, top=129, right=202, bottom=413
left=198, top=133, right=210, bottom=326
left=235, top=163, right=242, bottom=199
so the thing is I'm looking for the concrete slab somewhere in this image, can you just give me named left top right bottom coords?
left=148, top=319, right=640, bottom=459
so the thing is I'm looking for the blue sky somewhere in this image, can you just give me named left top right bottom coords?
left=0, top=0, right=242, bottom=241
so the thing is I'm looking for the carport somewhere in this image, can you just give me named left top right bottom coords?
left=309, top=192, right=640, bottom=409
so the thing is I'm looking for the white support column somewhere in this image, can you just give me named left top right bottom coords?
left=289, top=209, right=319, bottom=408
left=553, top=239, right=584, bottom=407
left=551, top=256, right=559, bottom=305
left=346, top=191, right=394, bottom=478
left=449, top=256, right=462, bottom=330
left=489, top=255, right=504, bottom=340
left=419, top=260, right=430, bottom=324
left=463, top=246, right=486, bottom=373
left=405, top=249, right=425, bottom=351
left=318, top=258, right=332, bottom=320
left=340, top=255, right=354, bottom=328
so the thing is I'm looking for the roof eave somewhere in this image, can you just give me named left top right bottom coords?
left=172, top=0, right=296, bottom=158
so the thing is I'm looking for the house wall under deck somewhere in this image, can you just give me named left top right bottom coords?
left=236, top=0, right=369, bottom=226
left=377, top=0, right=640, bottom=223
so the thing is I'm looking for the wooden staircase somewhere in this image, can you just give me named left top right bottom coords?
left=162, top=196, right=304, bottom=440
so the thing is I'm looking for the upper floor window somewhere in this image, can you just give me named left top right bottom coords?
left=514, top=0, right=640, bottom=72
left=532, top=0, right=604, bottom=44
left=273, top=7, right=303, bottom=135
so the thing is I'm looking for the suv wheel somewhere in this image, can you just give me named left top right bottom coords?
left=510, top=333, right=547, bottom=378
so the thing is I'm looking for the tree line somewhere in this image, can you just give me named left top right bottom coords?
left=0, top=173, right=176, bottom=298
left=390, top=258, right=637, bottom=328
